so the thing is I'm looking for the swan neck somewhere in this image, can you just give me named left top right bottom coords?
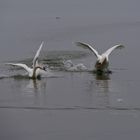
left=32, top=66, right=41, bottom=78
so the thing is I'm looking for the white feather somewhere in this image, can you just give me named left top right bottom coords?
left=102, top=44, right=124, bottom=59
left=33, top=42, right=44, bottom=68
left=75, top=42, right=101, bottom=59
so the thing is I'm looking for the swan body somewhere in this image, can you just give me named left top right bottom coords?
left=6, top=42, right=47, bottom=79
left=75, top=42, right=125, bottom=72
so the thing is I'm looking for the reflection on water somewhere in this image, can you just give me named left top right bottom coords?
left=25, top=79, right=44, bottom=93
left=0, top=53, right=114, bottom=110
left=25, top=79, right=48, bottom=106
left=95, top=72, right=110, bottom=80
left=84, top=72, right=110, bottom=108
left=3, top=77, right=49, bottom=107
left=0, top=49, right=131, bottom=111
left=0, top=49, right=139, bottom=111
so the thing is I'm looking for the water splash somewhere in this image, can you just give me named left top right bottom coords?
left=0, top=50, right=91, bottom=78
left=63, top=60, right=88, bottom=72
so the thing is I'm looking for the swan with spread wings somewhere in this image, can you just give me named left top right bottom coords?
left=6, top=42, right=47, bottom=79
left=75, top=42, right=125, bottom=73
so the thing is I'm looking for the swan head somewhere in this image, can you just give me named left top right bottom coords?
left=40, top=66, right=47, bottom=71
left=37, top=63, right=48, bottom=71
left=34, top=65, right=47, bottom=72
left=41, top=66, right=46, bottom=71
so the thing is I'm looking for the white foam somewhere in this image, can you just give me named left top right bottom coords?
left=63, top=60, right=88, bottom=71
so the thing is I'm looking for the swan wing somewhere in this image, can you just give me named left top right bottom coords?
left=103, top=44, right=125, bottom=58
left=5, top=63, right=32, bottom=73
left=75, top=42, right=100, bottom=58
left=33, top=42, right=44, bottom=68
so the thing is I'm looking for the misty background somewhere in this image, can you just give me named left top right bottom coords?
left=0, top=0, right=140, bottom=61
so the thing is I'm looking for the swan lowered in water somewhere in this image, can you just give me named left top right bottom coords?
left=75, top=42, right=125, bottom=73
left=6, top=42, right=47, bottom=79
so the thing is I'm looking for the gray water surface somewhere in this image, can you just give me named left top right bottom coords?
left=0, top=0, right=140, bottom=140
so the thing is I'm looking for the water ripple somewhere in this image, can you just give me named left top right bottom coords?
left=0, top=105, right=140, bottom=111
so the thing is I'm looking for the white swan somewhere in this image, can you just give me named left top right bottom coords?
left=75, top=42, right=125, bottom=72
left=6, top=42, right=47, bottom=79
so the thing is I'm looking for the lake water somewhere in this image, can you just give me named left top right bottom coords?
left=0, top=0, right=140, bottom=140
